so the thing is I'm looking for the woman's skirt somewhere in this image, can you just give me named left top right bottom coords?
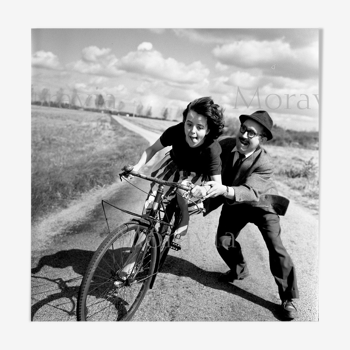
left=146, top=152, right=209, bottom=213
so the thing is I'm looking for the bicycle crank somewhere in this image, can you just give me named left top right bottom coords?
left=170, top=241, right=181, bottom=251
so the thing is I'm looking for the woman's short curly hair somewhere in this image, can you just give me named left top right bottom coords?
left=182, top=96, right=225, bottom=139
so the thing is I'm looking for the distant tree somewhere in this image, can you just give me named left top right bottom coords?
left=95, top=94, right=105, bottom=109
left=85, top=95, right=93, bottom=107
left=117, top=101, right=125, bottom=111
left=175, top=107, right=183, bottom=121
left=39, top=88, right=50, bottom=105
left=146, top=106, right=152, bottom=118
left=221, top=116, right=240, bottom=137
left=136, top=103, right=143, bottom=116
left=70, top=88, right=81, bottom=107
left=105, top=94, right=115, bottom=109
left=162, top=107, right=169, bottom=120
left=55, top=88, right=64, bottom=107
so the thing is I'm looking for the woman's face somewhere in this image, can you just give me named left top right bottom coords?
left=184, top=110, right=209, bottom=148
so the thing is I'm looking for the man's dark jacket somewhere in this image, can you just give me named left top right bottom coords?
left=203, top=137, right=289, bottom=216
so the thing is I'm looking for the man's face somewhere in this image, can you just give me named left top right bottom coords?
left=236, top=119, right=265, bottom=155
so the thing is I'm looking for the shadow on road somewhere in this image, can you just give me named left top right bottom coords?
left=31, top=249, right=94, bottom=321
left=32, top=249, right=94, bottom=276
left=31, top=248, right=287, bottom=321
left=160, top=255, right=287, bottom=321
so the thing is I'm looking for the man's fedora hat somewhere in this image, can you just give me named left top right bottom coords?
left=239, top=110, right=273, bottom=140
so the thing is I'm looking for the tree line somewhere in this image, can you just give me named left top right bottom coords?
left=31, top=85, right=184, bottom=120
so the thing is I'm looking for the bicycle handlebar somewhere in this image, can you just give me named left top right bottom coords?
left=119, top=165, right=193, bottom=192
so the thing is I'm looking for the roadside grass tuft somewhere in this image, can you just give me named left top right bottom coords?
left=267, top=149, right=319, bottom=213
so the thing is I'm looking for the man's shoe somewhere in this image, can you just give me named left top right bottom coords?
left=219, top=269, right=249, bottom=283
left=281, top=300, right=298, bottom=320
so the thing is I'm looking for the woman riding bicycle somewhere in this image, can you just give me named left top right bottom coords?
left=129, top=96, right=225, bottom=237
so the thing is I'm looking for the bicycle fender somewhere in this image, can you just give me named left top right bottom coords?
left=149, top=232, right=162, bottom=290
left=128, top=217, right=161, bottom=290
left=129, top=217, right=151, bottom=227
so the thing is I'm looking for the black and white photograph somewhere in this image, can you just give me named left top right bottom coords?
left=31, top=28, right=319, bottom=322
left=0, top=1, right=342, bottom=348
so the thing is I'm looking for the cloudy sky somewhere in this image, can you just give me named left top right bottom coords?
left=31, top=28, right=319, bottom=131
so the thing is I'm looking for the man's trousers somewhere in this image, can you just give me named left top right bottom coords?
left=216, top=203, right=299, bottom=301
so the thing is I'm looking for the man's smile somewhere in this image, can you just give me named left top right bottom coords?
left=239, top=137, right=249, bottom=146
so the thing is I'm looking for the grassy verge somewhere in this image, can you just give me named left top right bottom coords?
left=31, top=106, right=148, bottom=223
left=263, top=145, right=319, bottom=215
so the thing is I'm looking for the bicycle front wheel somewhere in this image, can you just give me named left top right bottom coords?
left=77, top=222, right=157, bottom=321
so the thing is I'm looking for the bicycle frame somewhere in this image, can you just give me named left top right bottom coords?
left=101, top=167, right=205, bottom=289
left=100, top=171, right=181, bottom=285
left=101, top=181, right=176, bottom=236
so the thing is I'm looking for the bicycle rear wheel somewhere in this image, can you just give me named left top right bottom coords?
left=77, top=222, right=157, bottom=321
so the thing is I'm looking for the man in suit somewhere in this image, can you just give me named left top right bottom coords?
left=199, top=110, right=299, bottom=320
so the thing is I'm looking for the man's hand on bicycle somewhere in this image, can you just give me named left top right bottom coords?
left=190, top=184, right=211, bottom=199
left=191, top=182, right=225, bottom=200
left=201, top=181, right=226, bottom=198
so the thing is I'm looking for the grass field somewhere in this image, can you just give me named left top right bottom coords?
left=31, top=106, right=148, bottom=223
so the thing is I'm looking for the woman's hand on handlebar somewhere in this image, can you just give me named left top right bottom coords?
left=120, top=165, right=136, bottom=179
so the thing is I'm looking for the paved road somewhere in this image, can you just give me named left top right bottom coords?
left=31, top=115, right=319, bottom=321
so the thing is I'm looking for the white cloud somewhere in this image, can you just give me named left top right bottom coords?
left=32, top=51, right=61, bottom=70
left=137, top=42, right=153, bottom=51
left=269, top=112, right=319, bottom=131
left=226, top=71, right=261, bottom=89
left=209, top=76, right=230, bottom=94
left=172, top=29, right=230, bottom=45
left=82, top=46, right=111, bottom=62
left=88, top=76, right=108, bottom=85
left=213, top=40, right=290, bottom=66
left=215, top=62, right=229, bottom=72
left=117, top=48, right=209, bottom=84
left=213, top=39, right=318, bottom=79
left=220, top=92, right=238, bottom=107
left=98, top=84, right=128, bottom=98
left=165, top=88, right=201, bottom=103
left=68, top=46, right=123, bottom=77
left=74, top=83, right=87, bottom=90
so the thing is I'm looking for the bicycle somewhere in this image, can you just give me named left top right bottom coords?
left=77, top=165, right=204, bottom=321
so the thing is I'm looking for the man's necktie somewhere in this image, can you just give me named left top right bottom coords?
left=230, top=151, right=245, bottom=180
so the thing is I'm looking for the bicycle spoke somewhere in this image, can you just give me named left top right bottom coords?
left=132, top=272, right=157, bottom=284
left=87, top=279, right=114, bottom=295
left=99, top=250, right=119, bottom=272
left=89, top=271, right=113, bottom=281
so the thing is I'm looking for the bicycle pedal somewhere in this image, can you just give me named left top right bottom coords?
left=170, top=241, right=181, bottom=251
